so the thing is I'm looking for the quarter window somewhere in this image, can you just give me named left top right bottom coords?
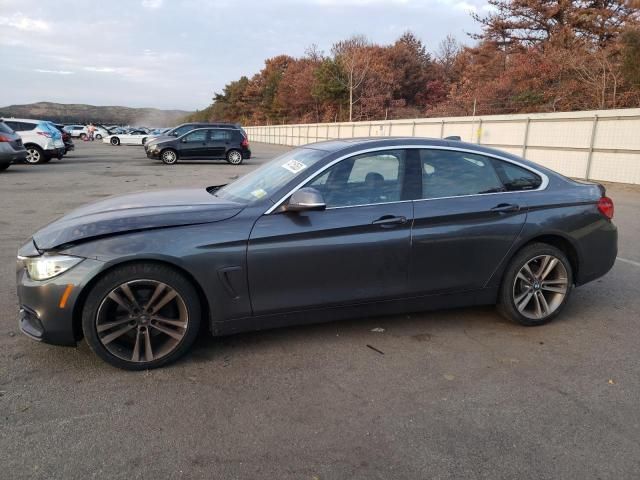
left=492, top=159, right=542, bottom=191
left=420, top=150, right=504, bottom=199
left=307, top=150, right=406, bottom=207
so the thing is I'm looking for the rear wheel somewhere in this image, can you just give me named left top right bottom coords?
left=82, top=263, right=202, bottom=370
left=110, top=137, right=120, bottom=146
left=80, top=133, right=87, bottom=140
left=25, top=145, right=45, bottom=164
left=95, top=134, right=102, bottom=140
left=0, top=163, right=10, bottom=171
left=161, top=149, right=178, bottom=165
left=226, top=149, right=243, bottom=165
left=498, top=243, right=573, bottom=326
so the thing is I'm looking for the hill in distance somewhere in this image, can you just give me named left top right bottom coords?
left=0, top=102, right=192, bottom=127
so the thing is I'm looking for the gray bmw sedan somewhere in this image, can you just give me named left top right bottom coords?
left=16, top=138, right=617, bottom=369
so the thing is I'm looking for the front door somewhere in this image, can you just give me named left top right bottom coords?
left=248, top=149, right=413, bottom=314
left=179, top=129, right=208, bottom=158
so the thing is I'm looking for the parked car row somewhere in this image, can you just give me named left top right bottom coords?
left=0, top=118, right=69, bottom=167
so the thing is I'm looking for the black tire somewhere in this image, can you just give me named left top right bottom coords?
left=226, top=149, right=243, bottom=165
left=25, top=145, right=45, bottom=164
left=82, top=263, right=202, bottom=370
left=497, top=243, right=573, bottom=326
left=110, top=137, right=120, bottom=146
left=80, top=133, right=87, bottom=140
left=142, top=137, right=147, bottom=145
left=0, top=163, right=10, bottom=171
left=160, top=149, right=178, bottom=165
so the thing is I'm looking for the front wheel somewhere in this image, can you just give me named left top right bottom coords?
left=226, top=149, right=243, bottom=165
left=497, top=243, right=573, bottom=326
left=161, top=149, right=178, bottom=165
left=0, top=163, right=10, bottom=172
left=95, top=134, right=102, bottom=140
left=82, top=263, right=202, bottom=370
left=110, top=137, right=120, bottom=146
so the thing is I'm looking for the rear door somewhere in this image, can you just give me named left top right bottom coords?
left=205, top=129, right=229, bottom=158
left=408, top=148, right=530, bottom=295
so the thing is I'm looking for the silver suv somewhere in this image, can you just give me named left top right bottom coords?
left=2, top=118, right=65, bottom=164
left=0, top=120, right=27, bottom=171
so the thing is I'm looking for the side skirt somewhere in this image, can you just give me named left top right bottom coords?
left=211, top=288, right=498, bottom=336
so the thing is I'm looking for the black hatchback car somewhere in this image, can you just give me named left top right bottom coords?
left=146, top=127, right=251, bottom=165
left=17, top=137, right=617, bottom=370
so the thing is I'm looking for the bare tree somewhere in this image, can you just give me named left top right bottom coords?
left=332, top=35, right=371, bottom=121
left=436, top=34, right=462, bottom=80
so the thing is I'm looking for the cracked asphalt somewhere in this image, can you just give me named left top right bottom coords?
left=1, top=141, right=639, bottom=479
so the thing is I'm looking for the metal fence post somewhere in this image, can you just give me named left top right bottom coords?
left=439, top=120, right=445, bottom=139
left=388, top=122, right=393, bottom=137
left=368, top=122, right=372, bottom=136
left=412, top=121, right=416, bottom=137
left=477, top=119, right=483, bottom=144
left=352, top=123, right=355, bottom=138
left=585, top=114, right=599, bottom=180
left=521, top=118, right=531, bottom=157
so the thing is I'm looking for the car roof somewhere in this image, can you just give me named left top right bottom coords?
left=1, top=118, right=43, bottom=124
left=302, top=136, right=553, bottom=175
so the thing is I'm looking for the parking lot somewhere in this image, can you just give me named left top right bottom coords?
left=1, top=140, right=639, bottom=479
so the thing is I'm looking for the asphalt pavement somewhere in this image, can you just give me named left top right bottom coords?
left=1, top=140, right=639, bottom=479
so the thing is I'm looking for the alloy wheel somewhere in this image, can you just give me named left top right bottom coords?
left=512, top=255, right=568, bottom=320
left=162, top=150, right=177, bottom=164
left=26, top=148, right=41, bottom=164
left=227, top=150, right=242, bottom=164
left=95, top=280, right=189, bottom=363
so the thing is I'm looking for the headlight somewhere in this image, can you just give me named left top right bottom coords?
left=19, top=254, right=84, bottom=281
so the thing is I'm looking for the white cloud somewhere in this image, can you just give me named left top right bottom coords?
left=141, top=0, right=163, bottom=8
left=0, top=13, right=50, bottom=32
left=84, top=66, right=116, bottom=73
left=34, top=69, right=74, bottom=75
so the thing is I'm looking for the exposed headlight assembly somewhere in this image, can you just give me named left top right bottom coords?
left=19, top=254, right=84, bottom=281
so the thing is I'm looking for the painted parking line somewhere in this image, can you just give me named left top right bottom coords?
left=617, top=257, right=640, bottom=268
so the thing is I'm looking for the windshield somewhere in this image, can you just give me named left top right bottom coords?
left=214, top=148, right=327, bottom=204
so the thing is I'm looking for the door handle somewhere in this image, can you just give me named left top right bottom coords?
left=490, top=203, right=520, bottom=213
left=372, top=215, right=407, bottom=228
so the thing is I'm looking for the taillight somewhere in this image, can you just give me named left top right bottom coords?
left=37, top=131, right=52, bottom=138
left=0, top=134, right=10, bottom=142
left=597, top=196, right=614, bottom=219
left=241, top=137, right=249, bottom=147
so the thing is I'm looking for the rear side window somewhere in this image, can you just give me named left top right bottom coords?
left=210, top=129, right=231, bottom=141
left=183, top=130, right=207, bottom=142
left=19, top=122, right=37, bottom=131
left=420, top=150, right=504, bottom=199
left=492, top=159, right=542, bottom=191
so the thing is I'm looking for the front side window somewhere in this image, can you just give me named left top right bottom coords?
left=172, top=125, right=193, bottom=136
left=420, top=150, right=504, bottom=199
left=307, top=150, right=406, bottom=207
left=184, top=130, right=207, bottom=142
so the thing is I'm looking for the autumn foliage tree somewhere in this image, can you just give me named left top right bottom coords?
left=185, top=0, right=640, bottom=125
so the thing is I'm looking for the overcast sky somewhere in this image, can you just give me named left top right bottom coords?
left=0, top=0, right=488, bottom=111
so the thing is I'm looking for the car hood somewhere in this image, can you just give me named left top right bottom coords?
left=146, top=135, right=174, bottom=145
left=33, top=188, right=243, bottom=250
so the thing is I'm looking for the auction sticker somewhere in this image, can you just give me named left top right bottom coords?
left=282, top=159, right=307, bottom=174
left=251, top=188, right=267, bottom=199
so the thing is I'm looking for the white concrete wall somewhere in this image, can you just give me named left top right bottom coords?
left=245, top=108, right=640, bottom=184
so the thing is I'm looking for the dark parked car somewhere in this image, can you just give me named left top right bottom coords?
left=144, top=122, right=246, bottom=149
left=0, top=120, right=27, bottom=170
left=146, top=127, right=251, bottom=165
left=16, top=137, right=617, bottom=370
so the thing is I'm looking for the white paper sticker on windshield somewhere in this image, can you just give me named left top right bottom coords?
left=282, top=159, right=307, bottom=174
left=251, top=188, right=267, bottom=199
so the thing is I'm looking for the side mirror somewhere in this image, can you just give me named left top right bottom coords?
left=286, top=187, right=326, bottom=212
